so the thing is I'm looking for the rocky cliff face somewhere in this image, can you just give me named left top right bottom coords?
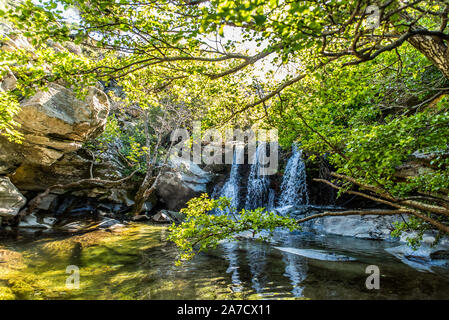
left=0, top=82, right=110, bottom=221
left=0, top=32, right=111, bottom=222
left=0, top=33, right=215, bottom=224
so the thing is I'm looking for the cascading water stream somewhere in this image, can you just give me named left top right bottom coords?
left=244, top=142, right=275, bottom=211
left=216, top=144, right=245, bottom=214
left=277, top=145, right=309, bottom=208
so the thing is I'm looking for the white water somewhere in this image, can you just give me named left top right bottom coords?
left=216, top=145, right=245, bottom=288
left=244, top=143, right=275, bottom=211
left=278, top=145, right=309, bottom=207
left=217, top=145, right=245, bottom=213
left=218, top=144, right=309, bottom=212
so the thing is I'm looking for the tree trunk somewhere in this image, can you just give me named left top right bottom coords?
left=408, top=34, right=449, bottom=79
left=131, top=172, right=155, bottom=216
left=131, top=109, right=157, bottom=216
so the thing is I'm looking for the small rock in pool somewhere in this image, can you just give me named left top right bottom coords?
left=152, top=211, right=172, bottom=223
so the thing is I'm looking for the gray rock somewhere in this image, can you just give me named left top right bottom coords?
left=322, top=215, right=397, bottom=239
left=142, top=200, right=155, bottom=212
left=64, top=43, right=82, bottom=55
left=0, top=33, right=34, bottom=53
left=152, top=210, right=185, bottom=224
left=58, top=221, right=90, bottom=232
left=152, top=211, right=175, bottom=223
left=156, top=158, right=212, bottom=210
left=73, top=188, right=135, bottom=206
left=43, top=216, right=57, bottom=226
left=19, top=213, right=52, bottom=229
left=12, top=148, right=132, bottom=193
left=385, top=242, right=449, bottom=272
left=303, top=212, right=404, bottom=240
left=12, top=83, right=109, bottom=165
left=165, top=210, right=186, bottom=223
left=0, top=82, right=110, bottom=188
left=0, top=67, right=17, bottom=91
left=36, top=194, right=58, bottom=211
left=132, top=214, right=150, bottom=222
left=0, top=177, right=26, bottom=218
left=98, top=218, right=122, bottom=229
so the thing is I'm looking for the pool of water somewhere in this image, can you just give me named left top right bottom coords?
left=1, top=223, right=449, bottom=300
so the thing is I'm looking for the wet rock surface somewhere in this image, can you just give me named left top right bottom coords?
left=283, top=205, right=402, bottom=240
left=309, top=214, right=401, bottom=240
left=18, top=213, right=55, bottom=229
left=385, top=240, right=449, bottom=272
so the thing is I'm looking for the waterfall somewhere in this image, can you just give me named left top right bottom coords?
left=244, top=143, right=275, bottom=211
left=278, top=145, right=309, bottom=207
left=216, top=144, right=245, bottom=213
left=267, top=189, right=275, bottom=211
left=215, top=143, right=309, bottom=296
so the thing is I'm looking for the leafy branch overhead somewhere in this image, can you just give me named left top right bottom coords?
left=168, top=194, right=301, bottom=264
left=1, top=0, right=449, bottom=247
left=3, top=1, right=449, bottom=111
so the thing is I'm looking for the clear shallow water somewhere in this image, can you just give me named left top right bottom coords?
left=1, top=223, right=449, bottom=300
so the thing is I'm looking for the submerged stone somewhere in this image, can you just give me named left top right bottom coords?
left=274, top=247, right=356, bottom=262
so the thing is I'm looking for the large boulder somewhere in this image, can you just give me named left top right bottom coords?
left=156, top=158, right=212, bottom=210
left=311, top=214, right=402, bottom=240
left=0, top=177, right=26, bottom=218
left=8, top=147, right=143, bottom=212
left=395, top=151, right=448, bottom=177
left=288, top=207, right=405, bottom=240
left=0, top=83, right=109, bottom=174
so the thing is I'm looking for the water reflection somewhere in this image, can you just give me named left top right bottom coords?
left=222, top=241, right=243, bottom=292
left=245, top=243, right=268, bottom=294
left=280, top=237, right=307, bottom=297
